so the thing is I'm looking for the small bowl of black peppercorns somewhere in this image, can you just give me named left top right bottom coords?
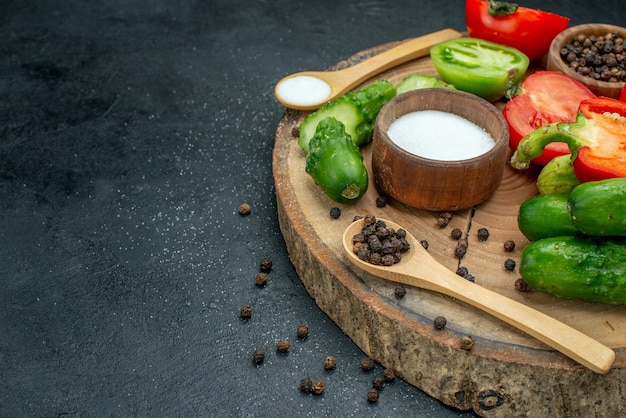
left=547, top=23, right=626, bottom=99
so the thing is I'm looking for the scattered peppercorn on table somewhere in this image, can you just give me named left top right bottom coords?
left=274, top=28, right=626, bottom=418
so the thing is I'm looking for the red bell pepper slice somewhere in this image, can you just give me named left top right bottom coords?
left=466, top=0, right=570, bottom=61
left=503, top=71, right=596, bottom=166
left=510, top=97, right=626, bottom=183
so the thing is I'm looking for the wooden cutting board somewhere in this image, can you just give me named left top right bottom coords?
left=272, top=35, right=625, bottom=418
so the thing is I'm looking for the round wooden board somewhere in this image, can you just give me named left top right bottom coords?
left=272, top=38, right=626, bottom=418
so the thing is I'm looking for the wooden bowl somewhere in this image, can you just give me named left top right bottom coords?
left=547, top=23, right=626, bottom=99
left=371, top=88, right=509, bottom=211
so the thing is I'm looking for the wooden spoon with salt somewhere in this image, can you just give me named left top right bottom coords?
left=342, top=218, right=615, bottom=374
left=274, top=28, right=462, bottom=111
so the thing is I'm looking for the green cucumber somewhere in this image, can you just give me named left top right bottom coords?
left=517, top=193, right=579, bottom=241
left=305, top=116, right=368, bottom=204
left=520, top=236, right=626, bottom=304
left=298, top=80, right=396, bottom=153
left=568, top=178, right=626, bottom=236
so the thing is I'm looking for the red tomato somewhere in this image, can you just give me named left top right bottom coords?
left=503, top=71, right=596, bottom=166
left=466, top=0, right=570, bottom=61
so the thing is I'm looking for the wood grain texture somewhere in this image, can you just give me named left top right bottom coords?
left=272, top=39, right=626, bottom=418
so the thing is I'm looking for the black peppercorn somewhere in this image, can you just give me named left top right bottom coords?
left=420, top=240, right=429, bottom=250
left=460, top=335, right=475, bottom=351
left=454, top=245, right=466, bottom=260
left=299, top=377, right=313, bottom=393
left=382, top=368, right=396, bottom=382
left=363, top=213, right=376, bottom=225
left=456, top=266, right=468, bottom=277
left=504, top=258, right=516, bottom=272
left=312, top=380, right=325, bottom=395
left=515, top=278, right=529, bottom=292
left=375, top=196, right=387, bottom=207
left=238, top=203, right=252, bottom=216
left=451, top=228, right=462, bottom=240
left=477, top=227, right=490, bottom=241
left=376, top=227, right=391, bottom=242
left=240, top=304, right=252, bottom=319
left=255, top=272, right=268, bottom=287
left=438, top=212, right=453, bottom=228
left=329, top=207, right=341, bottom=219
left=503, top=240, right=516, bottom=252
left=324, top=356, right=337, bottom=370
left=352, top=233, right=365, bottom=244
left=381, top=254, right=395, bottom=266
left=436, top=216, right=450, bottom=228
left=464, top=274, right=475, bottom=282
left=433, top=316, right=447, bottom=330
left=296, top=324, right=309, bottom=339
left=252, top=348, right=265, bottom=364
left=372, top=374, right=385, bottom=390
left=394, top=286, right=407, bottom=299
left=259, top=257, right=272, bottom=272
left=360, top=356, right=375, bottom=372
left=276, top=339, right=290, bottom=353
left=457, top=237, right=469, bottom=249
left=367, top=388, right=379, bottom=403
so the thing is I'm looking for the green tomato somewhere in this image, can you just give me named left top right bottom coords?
left=396, top=74, right=455, bottom=95
left=430, top=37, right=529, bottom=102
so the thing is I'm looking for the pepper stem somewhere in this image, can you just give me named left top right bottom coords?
left=510, top=114, right=588, bottom=170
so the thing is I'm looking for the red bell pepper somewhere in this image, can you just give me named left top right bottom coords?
left=510, top=97, right=626, bottom=183
left=503, top=71, right=596, bottom=165
left=466, top=0, right=570, bottom=61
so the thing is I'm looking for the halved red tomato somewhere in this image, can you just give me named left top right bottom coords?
left=503, top=71, right=596, bottom=166
left=466, top=0, right=570, bottom=61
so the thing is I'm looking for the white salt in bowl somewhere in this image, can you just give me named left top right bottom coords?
left=372, top=88, right=509, bottom=211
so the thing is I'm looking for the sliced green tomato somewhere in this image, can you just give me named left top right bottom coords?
left=430, top=37, right=529, bottom=102
left=396, top=74, right=455, bottom=95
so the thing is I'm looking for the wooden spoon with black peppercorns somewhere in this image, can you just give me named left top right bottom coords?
left=342, top=218, right=615, bottom=374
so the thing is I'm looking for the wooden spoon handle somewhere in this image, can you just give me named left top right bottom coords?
left=390, top=263, right=615, bottom=374
left=332, top=28, right=462, bottom=92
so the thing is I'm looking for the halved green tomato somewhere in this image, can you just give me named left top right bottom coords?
left=430, top=37, right=529, bottom=102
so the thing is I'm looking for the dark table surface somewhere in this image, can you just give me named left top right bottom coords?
left=2, top=1, right=625, bottom=417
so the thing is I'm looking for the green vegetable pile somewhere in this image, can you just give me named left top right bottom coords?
left=298, top=75, right=455, bottom=204
left=298, top=80, right=396, bottom=154
left=518, top=178, right=626, bottom=304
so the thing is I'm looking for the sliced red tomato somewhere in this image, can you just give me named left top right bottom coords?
left=503, top=71, right=596, bottom=166
left=466, top=0, right=570, bottom=61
